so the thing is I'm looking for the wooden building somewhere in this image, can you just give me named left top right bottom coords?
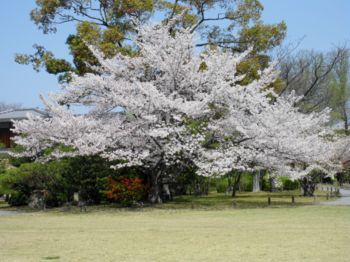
left=0, top=108, right=47, bottom=148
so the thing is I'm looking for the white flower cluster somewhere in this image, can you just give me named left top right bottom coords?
left=12, top=17, right=342, bottom=179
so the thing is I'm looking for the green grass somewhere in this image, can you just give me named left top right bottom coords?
left=0, top=200, right=9, bottom=209
left=159, top=190, right=332, bottom=210
left=0, top=205, right=349, bottom=261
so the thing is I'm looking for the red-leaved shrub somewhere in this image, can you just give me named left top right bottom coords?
left=106, top=176, right=146, bottom=205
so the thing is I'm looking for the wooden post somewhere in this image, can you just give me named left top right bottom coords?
left=291, top=196, right=295, bottom=204
left=268, top=196, right=271, bottom=205
left=326, top=193, right=329, bottom=200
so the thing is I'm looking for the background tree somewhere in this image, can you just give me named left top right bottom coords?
left=328, top=49, right=350, bottom=133
left=16, top=0, right=286, bottom=83
left=278, top=47, right=348, bottom=113
left=16, top=0, right=155, bottom=81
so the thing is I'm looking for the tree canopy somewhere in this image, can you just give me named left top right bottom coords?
left=13, top=16, right=339, bottom=202
left=16, top=0, right=286, bottom=83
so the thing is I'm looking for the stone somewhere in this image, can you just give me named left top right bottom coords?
left=28, top=190, right=46, bottom=209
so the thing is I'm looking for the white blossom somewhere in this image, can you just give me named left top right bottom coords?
left=12, top=17, right=341, bottom=181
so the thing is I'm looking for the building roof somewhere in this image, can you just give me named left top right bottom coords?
left=0, top=108, right=48, bottom=123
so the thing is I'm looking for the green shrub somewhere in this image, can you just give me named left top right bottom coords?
left=215, top=178, right=228, bottom=193
left=336, top=171, right=350, bottom=185
left=0, top=160, right=6, bottom=174
left=165, top=157, right=199, bottom=196
left=279, top=176, right=299, bottom=190
left=7, top=192, right=27, bottom=206
left=0, top=162, right=68, bottom=206
left=0, top=155, right=139, bottom=207
left=261, top=175, right=271, bottom=191
left=299, top=169, right=327, bottom=196
left=192, top=176, right=210, bottom=195
left=322, top=176, right=334, bottom=184
left=239, top=173, right=253, bottom=192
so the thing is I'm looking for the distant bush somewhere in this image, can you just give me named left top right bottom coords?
left=61, top=156, right=121, bottom=204
left=240, top=173, right=253, bottom=192
left=106, top=176, right=147, bottom=206
left=215, top=179, right=228, bottom=193
left=261, top=175, right=272, bottom=191
left=336, top=171, right=350, bottom=185
left=299, top=169, right=327, bottom=196
left=0, top=156, right=124, bottom=207
left=7, top=192, right=27, bottom=206
left=279, top=176, right=299, bottom=191
left=0, top=158, right=7, bottom=174
left=0, top=161, right=68, bottom=206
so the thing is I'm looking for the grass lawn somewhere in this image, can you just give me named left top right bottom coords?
left=159, top=190, right=332, bottom=209
left=0, top=196, right=349, bottom=261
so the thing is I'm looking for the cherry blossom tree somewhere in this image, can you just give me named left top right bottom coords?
left=12, top=16, right=340, bottom=202
left=188, top=81, right=342, bottom=196
left=13, top=16, right=238, bottom=203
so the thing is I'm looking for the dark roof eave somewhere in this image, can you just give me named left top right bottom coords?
left=0, top=118, right=27, bottom=123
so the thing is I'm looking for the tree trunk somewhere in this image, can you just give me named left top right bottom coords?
left=161, top=184, right=172, bottom=201
left=253, top=171, right=261, bottom=192
left=269, top=176, right=277, bottom=192
left=226, top=175, right=233, bottom=195
left=344, top=110, right=348, bottom=135
left=232, top=173, right=242, bottom=198
left=300, top=177, right=316, bottom=197
left=148, top=172, right=163, bottom=204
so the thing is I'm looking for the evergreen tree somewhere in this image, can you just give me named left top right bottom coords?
left=16, top=0, right=286, bottom=83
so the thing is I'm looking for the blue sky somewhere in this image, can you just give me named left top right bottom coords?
left=0, top=0, right=349, bottom=108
